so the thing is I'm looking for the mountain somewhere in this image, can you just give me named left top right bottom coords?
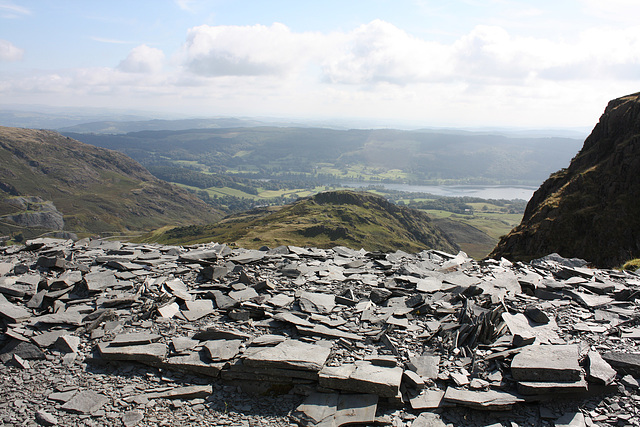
left=490, top=92, right=640, bottom=267
left=142, top=190, right=460, bottom=254
left=0, top=126, right=222, bottom=239
left=63, top=127, right=582, bottom=186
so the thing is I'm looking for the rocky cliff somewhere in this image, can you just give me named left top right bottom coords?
left=490, top=92, right=640, bottom=267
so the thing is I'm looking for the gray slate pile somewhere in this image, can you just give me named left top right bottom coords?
left=0, top=238, right=639, bottom=426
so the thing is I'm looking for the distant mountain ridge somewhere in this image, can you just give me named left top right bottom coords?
left=0, top=126, right=222, bottom=239
left=143, top=190, right=460, bottom=254
left=490, top=92, right=640, bottom=267
left=63, top=127, right=582, bottom=186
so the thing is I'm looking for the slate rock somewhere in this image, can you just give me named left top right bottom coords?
left=55, top=335, right=80, bottom=353
left=98, top=342, right=167, bottom=363
left=35, top=410, right=58, bottom=426
left=511, top=345, right=582, bottom=382
left=407, top=354, right=440, bottom=379
left=110, top=332, right=161, bottom=347
left=0, top=340, right=46, bottom=363
left=203, top=339, right=242, bottom=362
left=443, top=387, right=523, bottom=410
left=61, top=390, right=109, bottom=414
left=298, top=291, right=335, bottom=314
left=0, top=300, right=32, bottom=323
left=587, top=350, right=617, bottom=385
left=524, top=306, right=550, bottom=324
left=602, top=352, right=640, bottom=376
left=411, top=412, right=448, bottom=427
left=244, top=339, right=331, bottom=372
left=122, top=410, right=144, bottom=427
left=319, top=361, right=403, bottom=398
left=409, top=389, right=445, bottom=410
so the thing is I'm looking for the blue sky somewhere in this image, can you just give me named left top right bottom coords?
left=2, top=0, right=640, bottom=128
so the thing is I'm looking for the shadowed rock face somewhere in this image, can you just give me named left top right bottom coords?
left=490, top=92, right=640, bottom=268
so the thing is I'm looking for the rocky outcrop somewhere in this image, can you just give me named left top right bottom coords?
left=5, top=196, right=64, bottom=230
left=490, top=92, right=640, bottom=267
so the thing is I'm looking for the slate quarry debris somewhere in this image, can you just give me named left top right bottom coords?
left=0, top=238, right=639, bottom=426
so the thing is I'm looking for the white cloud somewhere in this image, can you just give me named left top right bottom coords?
left=0, top=39, right=23, bottom=62
left=0, top=2, right=30, bottom=18
left=4, top=19, right=640, bottom=127
left=181, top=23, right=313, bottom=77
left=118, top=44, right=165, bottom=74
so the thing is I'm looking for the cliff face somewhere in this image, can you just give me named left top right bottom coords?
left=490, top=92, right=640, bottom=268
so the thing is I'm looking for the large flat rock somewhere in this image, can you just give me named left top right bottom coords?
left=511, top=344, right=581, bottom=382
left=98, top=342, right=167, bottom=363
left=243, top=339, right=330, bottom=372
left=443, top=387, right=523, bottom=411
left=319, top=361, right=403, bottom=398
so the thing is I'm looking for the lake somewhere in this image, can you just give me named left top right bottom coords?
left=342, top=182, right=538, bottom=200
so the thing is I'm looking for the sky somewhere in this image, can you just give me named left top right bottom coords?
left=2, top=0, right=640, bottom=129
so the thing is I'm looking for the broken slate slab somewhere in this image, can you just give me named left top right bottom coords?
left=602, top=352, right=640, bottom=376
left=203, top=339, right=242, bottom=362
left=502, top=312, right=560, bottom=344
left=443, top=387, right=523, bottom=411
left=587, top=350, right=617, bottom=385
left=0, top=300, right=32, bottom=323
left=407, top=354, right=440, bottom=380
left=511, top=345, right=582, bottom=382
left=110, top=332, right=162, bottom=347
left=298, top=291, right=336, bottom=314
left=144, top=385, right=212, bottom=400
left=318, top=361, right=403, bottom=398
left=517, top=377, right=588, bottom=395
left=98, top=342, right=167, bottom=363
left=243, top=339, right=330, bottom=372
left=159, top=352, right=225, bottom=378
left=409, top=389, right=445, bottom=410
left=61, top=390, right=109, bottom=414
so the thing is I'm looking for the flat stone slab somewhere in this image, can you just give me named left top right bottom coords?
left=443, top=387, right=524, bottom=410
left=511, top=345, right=581, bottom=382
left=407, top=354, right=440, bottom=379
left=110, top=332, right=162, bottom=347
left=319, top=361, right=403, bottom=398
left=0, top=301, right=32, bottom=323
left=98, top=342, right=167, bottom=363
left=296, top=324, right=364, bottom=342
left=298, top=291, right=336, bottom=314
left=145, top=385, right=212, bottom=400
left=61, top=390, right=109, bottom=414
left=602, top=352, right=640, bottom=376
left=243, top=339, right=330, bottom=372
left=409, top=389, right=445, bottom=410
left=159, top=352, right=225, bottom=378
left=517, top=377, right=588, bottom=395
left=587, top=350, right=617, bottom=385
left=292, top=393, right=378, bottom=427
left=203, top=339, right=242, bottom=361
left=502, top=312, right=559, bottom=344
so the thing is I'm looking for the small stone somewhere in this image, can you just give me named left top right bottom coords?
left=35, top=410, right=58, bottom=426
left=55, top=335, right=80, bottom=354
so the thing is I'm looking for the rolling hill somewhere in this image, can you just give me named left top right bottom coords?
left=141, top=190, right=460, bottom=254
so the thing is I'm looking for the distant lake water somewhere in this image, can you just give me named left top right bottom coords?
left=343, top=182, right=538, bottom=200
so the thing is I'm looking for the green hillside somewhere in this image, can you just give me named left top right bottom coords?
left=0, top=126, right=222, bottom=240
left=141, top=190, right=459, bottom=254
